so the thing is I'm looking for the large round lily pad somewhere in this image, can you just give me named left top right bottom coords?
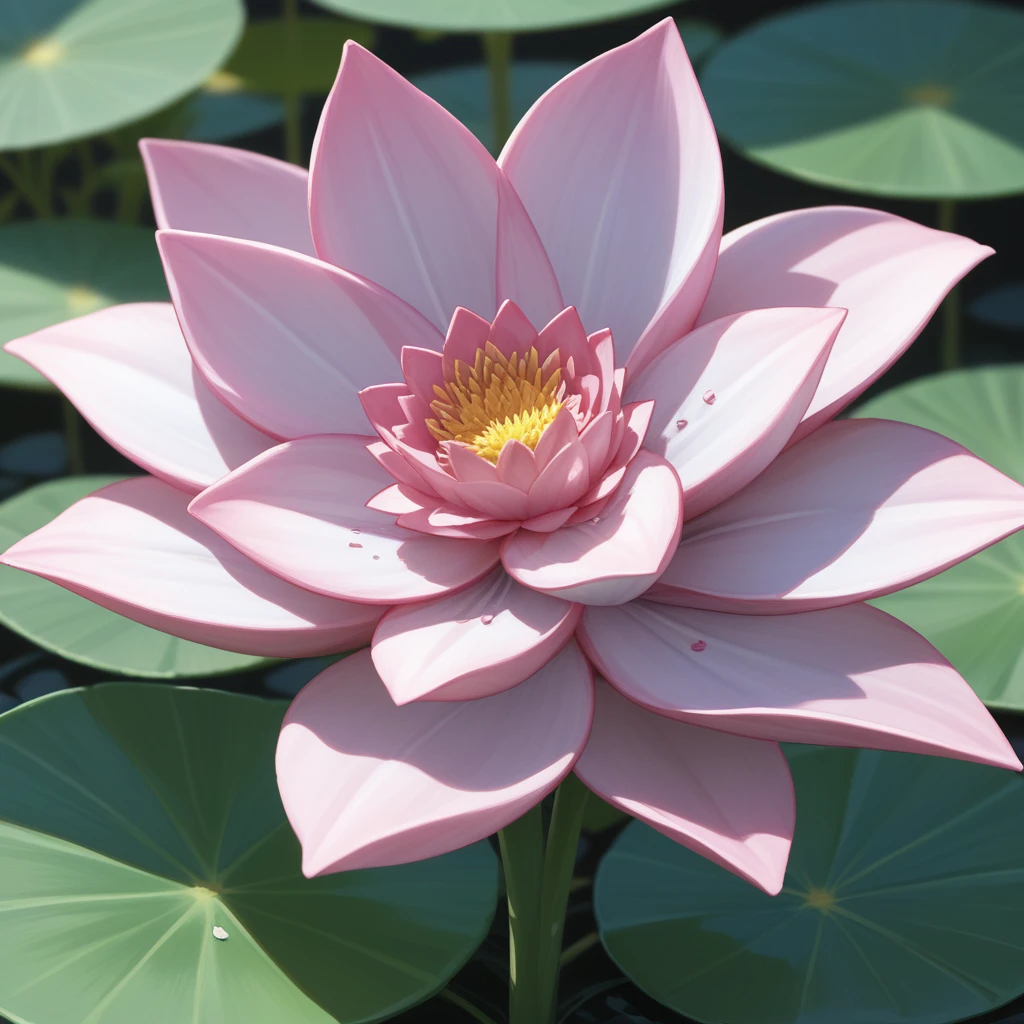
left=700, top=0, right=1024, bottom=199
left=0, top=476, right=272, bottom=679
left=185, top=86, right=285, bottom=143
left=412, top=62, right=575, bottom=153
left=0, top=219, right=167, bottom=391
left=306, top=0, right=679, bottom=33
left=596, top=744, right=1024, bottom=1024
left=0, top=683, right=499, bottom=1024
left=854, top=368, right=1024, bottom=712
left=0, top=0, right=245, bottom=149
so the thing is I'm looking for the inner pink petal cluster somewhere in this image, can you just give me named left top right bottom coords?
left=2, top=18, right=1021, bottom=898
left=362, top=301, right=651, bottom=537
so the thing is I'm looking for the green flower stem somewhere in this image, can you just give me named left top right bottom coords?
left=283, top=0, right=302, bottom=165
left=483, top=32, right=513, bottom=154
left=498, top=776, right=589, bottom=1024
left=62, top=399, right=86, bottom=475
left=937, top=199, right=960, bottom=370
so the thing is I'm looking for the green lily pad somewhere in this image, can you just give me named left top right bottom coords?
left=225, top=18, right=375, bottom=96
left=0, top=0, right=245, bottom=149
left=700, top=0, right=1024, bottom=199
left=0, top=476, right=272, bottom=679
left=185, top=88, right=285, bottom=143
left=306, top=0, right=679, bottom=34
left=596, top=744, right=1024, bottom=1024
left=0, top=683, right=499, bottom=1024
left=0, top=219, right=167, bottom=391
left=676, top=18, right=723, bottom=67
left=854, top=368, right=1024, bottom=711
left=412, top=62, right=576, bottom=153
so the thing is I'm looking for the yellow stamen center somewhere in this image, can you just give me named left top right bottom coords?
left=427, top=341, right=563, bottom=463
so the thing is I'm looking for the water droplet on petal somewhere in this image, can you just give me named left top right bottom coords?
left=351, top=528, right=361, bottom=535
left=690, top=640, right=707, bottom=653
left=372, top=554, right=380, bottom=560
left=212, top=926, right=229, bottom=941
left=348, top=542, right=363, bottom=549
left=481, top=614, right=494, bottom=625
left=675, top=419, right=688, bottom=430
left=591, top=517, right=601, bottom=525
left=702, top=390, right=716, bottom=405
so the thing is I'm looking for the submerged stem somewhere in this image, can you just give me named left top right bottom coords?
left=283, top=0, right=302, bottom=165
left=483, top=32, right=513, bottom=154
left=62, top=399, right=86, bottom=475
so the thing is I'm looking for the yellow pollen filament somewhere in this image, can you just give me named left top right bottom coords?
left=906, top=83, right=953, bottom=107
left=22, top=38, right=65, bottom=68
left=427, top=341, right=563, bottom=463
left=803, top=887, right=836, bottom=912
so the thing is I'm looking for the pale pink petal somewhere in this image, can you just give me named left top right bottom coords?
left=496, top=173, right=564, bottom=329
left=401, top=346, right=445, bottom=405
left=488, top=298, right=539, bottom=354
left=502, top=449, right=682, bottom=605
left=189, top=435, right=500, bottom=604
left=372, top=567, right=582, bottom=702
left=140, top=139, right=316, bottom=257
left=366, top=483, right=430, bottom=516
left=521, top=507, right=577, bottom=532
left=444, top=442, right=500, bottom=484
left=158, top=230, right=442, bottom=440
left=309, top=43, right=499, bottom=329
left=396, top=506, right=519, bottom=541
left=500, top=19, right=722, bottom=374
left=526, top=440, right=590, bottom=517
left=654, top=419, right=1024, bottom=613
left=496, top=440, right=538, bottom=492
left=0, top=477, right=381, bottom=656
left=3, top=303, right=272, bottom=494
left=442, top=307, right=492, bottom=377
left=628, top=307, right=845, bottom=518
left=359, top=383, right=440, bottom=457
left=579, top=602, right=1020, bottom=771
left=277, top=643, right=594, bottom=874
left=575, top=679, right=793, bottom=894
left=532, top=406, right=580, bottom=469
left=367, top=440, right=425, bottom=489
left=698, top=207, right=993, bottom=439
left=536, top=305, right=593, bottom=373
left=578, top=411, right=614, bottom=476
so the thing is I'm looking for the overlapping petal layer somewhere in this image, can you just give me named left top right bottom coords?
left=0, top=477, right=381, bottom=656
left=372, top=567, right=581, bottom=703
left=574, top=679, right=794, bottom=894
left=277, top=643, right=594, bottom=875
left=629, top=305, right=845, bottom=518
left=580, top=602, right=1021, bottom=770
left=140, top=139, right=316, bottom=256
left=503, top=450, right=682, bottom=605
left=190, top=434, right=501, bottom=604
left=697, top=207, right=992, bottom=438
left=654, top=419, right=1024, bottom=612
left=501, top=19, right=723, bottom=374
left=4, top=303, right=273, bottom=493
left=158, top=230, right=441, bottom=440
left=310, top=42, right=561, bottom=332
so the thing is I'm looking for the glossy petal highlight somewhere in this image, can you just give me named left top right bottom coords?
left=580, top=601, right=1021, bottom=770
left=0, top=477, right=381, bottom=657
left=575, top=679, right=794, bottom=894
left=277, top=643, right=594, bottom=875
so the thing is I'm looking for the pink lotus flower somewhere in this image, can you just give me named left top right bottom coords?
left=4, top=19, right=1023, bottom=895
